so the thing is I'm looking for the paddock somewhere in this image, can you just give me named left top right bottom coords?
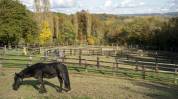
left=1, top=46, right=178, bottom=99
left=0, top=68, right=178, bottom=99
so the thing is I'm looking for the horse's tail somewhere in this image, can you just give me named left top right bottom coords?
left=60, top=64, right=71, bottom=91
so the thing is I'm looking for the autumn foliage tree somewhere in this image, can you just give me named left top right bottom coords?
left=39, top=21, right=52, bottom=46
left=87, top=36, right=95, bottom=45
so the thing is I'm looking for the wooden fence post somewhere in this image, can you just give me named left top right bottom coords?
left=62, top=55, right=65, bottom=63
left=142, top=65, right=146, bottom=79
left=74, top=49, right=75, bottom=55
left=28, top=55, right=32, bottom=66
left=23, top=47, right=27, bottom=56
left=116, top=44, right=119, bottom=50
left=0, top=60, right=2, bottom=69
left=126, top=53, right=129, bottom=60
left=88, top=50, right=90, bottom=56
left=114, top=50, right=117, bottom=57
left=80, top=49, right=82, bottom=56
left=70, top=49, right=72, bottom=55
left=84, top=59, right=88, bottom=72
left=4, top=45, right=6, bottom=55
left=155, top=52, right=159, bottom=73
left=112, top=63, right=116, bottom=76
left=0, top=59, right=3, bottom=76
left=155, top=63, right=159, bottom=73
left=96, top=56, right=100, bottom=69
left=100, top=48, right=103, bottom=56
left=108, top=51, right=111, bottom=56
left=17, top=47, right=19, bottom=56
left=135, top=60, right=139, bottom=71
left=62, top=50, right=65, bottom=63
left=79, top=50, right=82, bottom=66
left=79, top=55, right=82, bottom=66
left=39, top=47, right=42, bottom=54
left=63, top=50, right=65, bottom=56
left=92, top=50, right=94, bottom=55
left=174, top=68, right=178, bottom=84
left=115, top=57, right=119, bottom=71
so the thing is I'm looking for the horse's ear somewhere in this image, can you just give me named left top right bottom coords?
left=15, top=73, right=19, bottom=76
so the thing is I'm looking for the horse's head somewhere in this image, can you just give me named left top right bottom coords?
left=12, top=73, right=23, bottom=90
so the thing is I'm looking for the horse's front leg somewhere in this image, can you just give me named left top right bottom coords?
left=56, top=74, right=63, bottom=92
left=37, top=73, right=47, bottom=93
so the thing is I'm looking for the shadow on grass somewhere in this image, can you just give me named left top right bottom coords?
left=20, top=80, right=68, bottom=92
left=132, top=81, right=178, bottom=99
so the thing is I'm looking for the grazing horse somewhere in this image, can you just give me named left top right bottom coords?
left=12, top=62, right=71, bottom=93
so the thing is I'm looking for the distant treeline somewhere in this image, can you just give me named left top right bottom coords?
left=0, top=0, right=178, bottom=51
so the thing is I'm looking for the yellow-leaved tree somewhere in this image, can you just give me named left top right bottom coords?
left=39, top=21, right=52, bottom=46
left=87, top=36, right=95, bottom=45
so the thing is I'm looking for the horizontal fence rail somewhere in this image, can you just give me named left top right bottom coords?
left=0, top=46, right=178, bottom=85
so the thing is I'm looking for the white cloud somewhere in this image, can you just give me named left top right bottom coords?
left=19, top=0, right=175, bottom=15
left=104, top=0, right=112, bottom=7
left=51, top=0, right=77, bottom=8
left=161, top=0, right=178, bottom=12
left=161, top=8, right=169, bottom=12
left=20, top=0, right=33, bottom=8
left=139, top=2, right=145, bottom=6
left=120, top=0, right=131, bottom=7
left=20, top=0, right=78, bottom=10
left=117, top=0, right=145, bottom=8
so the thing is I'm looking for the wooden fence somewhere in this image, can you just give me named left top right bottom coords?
left=0, top=46, right=178, bottom=85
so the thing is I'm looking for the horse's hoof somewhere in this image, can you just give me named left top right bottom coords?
left=56, top=88, right=62, bottom=92
left=65, top=88, right=71, bottom=92
left=39, top=90, right=47, bottom=94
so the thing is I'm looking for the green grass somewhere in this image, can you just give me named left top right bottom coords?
left=0, top=68, right=178, bottom=99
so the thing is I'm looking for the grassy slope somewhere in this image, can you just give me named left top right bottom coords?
left=0, top=68, right=178, bottom=99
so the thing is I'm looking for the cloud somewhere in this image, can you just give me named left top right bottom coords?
left=20, top=0, right=78, bottom=9
left=19, top=0, right=175, bottom=15
left=117, top=0, right=145, bottom=8
left=170, top=0, right=178, bottom=9
left=51, top=0, right=78, bottom=8
left=160, top=0, right=178, bottom=12
left=104, top=0, right=112, bottom=7
left=20, top=0, right=33, bottom=9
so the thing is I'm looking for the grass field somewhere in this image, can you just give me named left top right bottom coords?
left=0, top=68, right=178, bottom=99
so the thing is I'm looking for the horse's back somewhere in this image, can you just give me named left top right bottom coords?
left=29, top=62, right=67, bottom=74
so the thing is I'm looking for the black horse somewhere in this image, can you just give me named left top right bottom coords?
left=12, top=62, right=71, bottom=93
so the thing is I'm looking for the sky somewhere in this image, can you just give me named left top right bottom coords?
left=20, top=0, right=178, bottom=15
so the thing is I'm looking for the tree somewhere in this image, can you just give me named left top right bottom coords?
left=91, top=15, right=104, bottom=44
left=76, top=10, right=92, bottom=44
left=0, top=0, right=38, bottom=46
left=39, top=21, right=52, bottom=45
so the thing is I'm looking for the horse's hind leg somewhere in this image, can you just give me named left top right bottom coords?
left=56, top=75, right=63, bottom=92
